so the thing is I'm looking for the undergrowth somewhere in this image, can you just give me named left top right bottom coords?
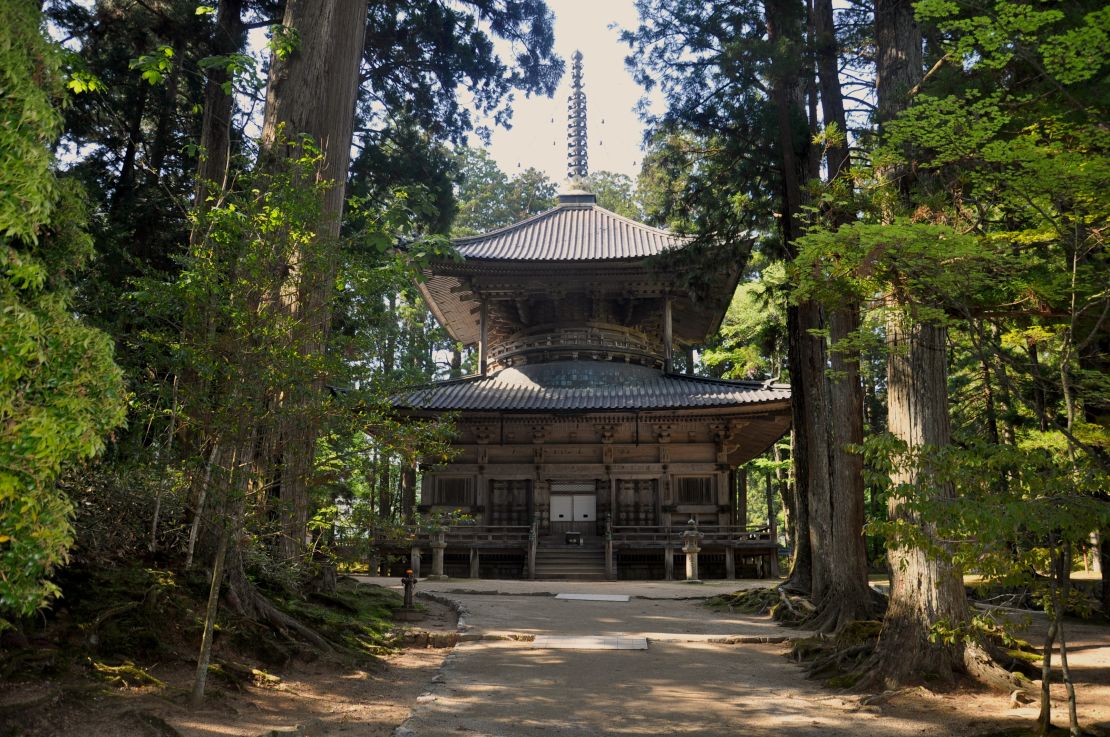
left=0, top=562, right=404, bottom=691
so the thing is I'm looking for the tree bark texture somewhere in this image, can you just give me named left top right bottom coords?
left=401, top=465, right=416, bottom=521
left=813, top=0, right=849, bottom=180
left=816, top=303, right=873, bottom=630
left=876, top=319, right=972, bottom=683
left=766, top=0, right=822, bottom=596
left=870, top=0, right=979, bottom=686
left=766, top=0, right=871, bottom=626
left=809, top=0, right=873, bottom=631
left=192, top=0, right=244, bottom=220
left=256, top=0, right=369, bottom=561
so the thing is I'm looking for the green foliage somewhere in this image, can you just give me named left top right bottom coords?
left=865, top=435, right=1109, bottom=593
left=580, top=171, right=644, bottom=220
left=451, top=147, right=556, bottom=235
left=703, top=261, right=788, bottom=380
left=0, top=0, right=127, bottom=623
left=129, top=45, right=175, bottom=86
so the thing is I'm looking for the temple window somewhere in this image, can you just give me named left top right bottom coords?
left=674, top=476, right=716, bottom=505
left=432, top=476, right=475, bottom=506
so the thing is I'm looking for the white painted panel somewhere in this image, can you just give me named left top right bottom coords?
left=551, top=481, right=595, bottom=493
left=572, top=494, right=596, bottom=521
left=550, top=494, right=573, bottom=522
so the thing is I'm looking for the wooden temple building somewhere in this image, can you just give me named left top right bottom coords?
left=390, top=53, right=791, bottom=580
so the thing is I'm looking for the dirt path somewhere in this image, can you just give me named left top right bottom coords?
left=360, top=578, right=1110, bottom=737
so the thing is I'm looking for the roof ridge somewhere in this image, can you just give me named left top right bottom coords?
left=661, top=372, right=784, bottom=389
left=452, top=206, right=562, bottom=245
left=590, top=203, right=692, bottom=242
left=446, top=202, right=688, bottom=258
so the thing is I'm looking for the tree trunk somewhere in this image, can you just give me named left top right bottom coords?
left=257, top=0, right=369, bottom=562
left=813, top=0, right=849, bottom=180
left=110, top=82, right=147, bottom=217
left=766, top=0, right=822, bottom=597
left=807, top=0, right=873, bottom=631
left=797, top=300, right=834, bottom=600
left=815, top=303, right=873, bottom=631
left=191, top=0, right=244, bottom=220
left=869, top=0, right=982, bottom=686
left=378, top=451, right=392, bottom=522
left=874, top=318, right=971, bottom=684
left=401, top=464, right=417, bottom=521
left=191, top=528, right=227, bottom=707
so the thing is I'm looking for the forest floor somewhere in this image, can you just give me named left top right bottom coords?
left=0, top=569, right=458, bottom=737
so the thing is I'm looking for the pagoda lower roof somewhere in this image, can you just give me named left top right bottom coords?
left=394, top=361, right=790, bottom=413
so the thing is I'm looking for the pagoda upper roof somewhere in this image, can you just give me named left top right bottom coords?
left=453, top=192, right=690, bottom=262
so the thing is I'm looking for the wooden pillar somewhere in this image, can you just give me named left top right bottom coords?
left=410, top=545, right=421, bottom=578
left=725, top=547, right=736, bottom=579
left=476, top=472, right=487, bottom=525
left=608, top=473, right=617, bottom=527
left=469, top=547, right=480, bottom=579
left=664, top=545, right=674, bottom=580
left=685, top=346, right=695, bottom=375
left=737, top=468, right=748, bottom=527
left=766, top=469, right=780, bottom=577
left=478, top=298, right=489, bottom=376
left=662, top=296, right=673, bottom=373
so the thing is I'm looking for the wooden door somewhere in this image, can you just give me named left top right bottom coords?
left=616, top=479, right=658, bottom=526
left=488, top=479, right=530, bottom=526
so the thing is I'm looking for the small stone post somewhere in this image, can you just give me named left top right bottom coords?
left=682, top=517, right=703, bottom=583
left=428, top=529, right=447, bottom=580
left=395, top=569, right=423, bottom=622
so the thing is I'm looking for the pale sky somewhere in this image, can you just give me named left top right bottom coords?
left=479, top=0, right=651, bottom=182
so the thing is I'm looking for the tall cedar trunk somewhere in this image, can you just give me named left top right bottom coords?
left=401, top=465, right=416, bottom=521
left=257, top=0, right=369, bottom=562
left=110, top=82, right=147, bottom=216
left=809, top=0, right=873, bottom=630
left=181, top=0, right=245, bottom=565
left=766, top=0, right=823, bottom=595
left=192, top=0, right=243, bottom=223
left=378, top=452, right=392, bottom=521
left=819, top=304, right=873, bottom=629
left=877, top=318, right=970, bottom=683
left=785, top=319, right=813, bottom=591
left=871, top=0, right=974, bottom=684
left=798, top=300, right=834, bottom=599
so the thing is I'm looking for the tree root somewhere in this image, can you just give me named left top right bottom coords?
left=225, top=581, right=338, bottom=654
left=706, top=586, right=812, bottom=626
left=89, top=658, right=166, bottom=688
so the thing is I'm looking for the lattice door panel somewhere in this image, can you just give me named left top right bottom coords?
left=488, top=479, right=531, bottom=526
left=616, top=479, right=658, bottom=526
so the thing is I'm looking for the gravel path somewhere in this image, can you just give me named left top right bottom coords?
left=356, top=577, right=1110, bottom=737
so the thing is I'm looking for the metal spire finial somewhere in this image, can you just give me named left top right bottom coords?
left=566, top=50, right=588, bottom=180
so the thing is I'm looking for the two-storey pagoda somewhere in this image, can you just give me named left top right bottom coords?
left=391, top=53, right=791, bottom=580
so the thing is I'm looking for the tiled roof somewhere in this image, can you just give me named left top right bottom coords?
left=395, top=361, right=790, bottom=412
left=453, top=201, right=690, bottom=261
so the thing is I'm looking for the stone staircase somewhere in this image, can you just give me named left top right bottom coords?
left=533, top=546, right=609, bottom=580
